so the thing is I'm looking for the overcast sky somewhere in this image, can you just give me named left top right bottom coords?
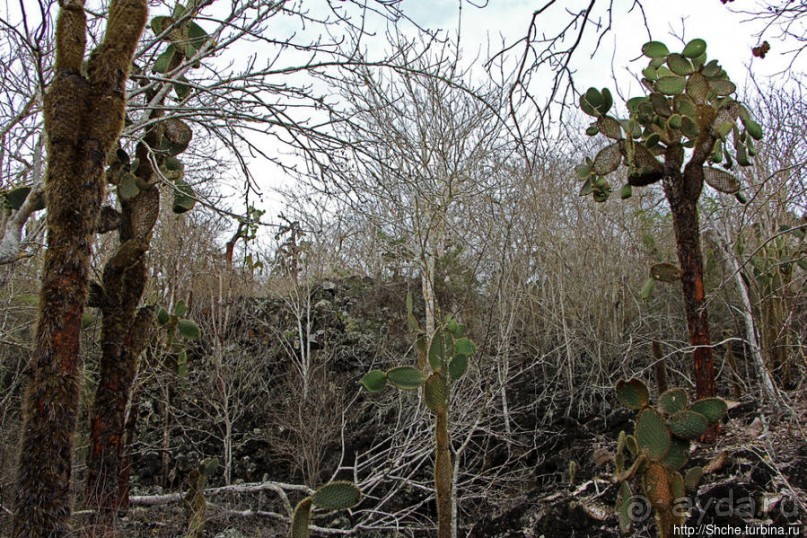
left=397, top=0, right=799, bottom=93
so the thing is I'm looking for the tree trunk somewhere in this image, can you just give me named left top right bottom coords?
left=12, top=0, right=147, bottom=534
left=663, top=144, right=717, bottom=441
left=86, top=139, right=161, bottom=528
left=434, top=406, right=453, bottom=538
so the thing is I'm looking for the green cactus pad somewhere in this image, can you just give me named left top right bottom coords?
left=199, top=457, right=219, bottom=477
left=673, top=94, right=697, bottom=117
left=682, top=38, right=707, bottom=58
left=640, top=277, right=656, bottom=300
left=616, top=378, right=650, bottom=409
left=575, top=163, right=593, bottom=179
left=684, top=466, right=704, bottom=492
left=635, top=408, right=671, bottom=461
left=703, top=168, right=741, bottom=194
left=617, top=430, right=626, bottom=454
left=686, top=72, right=710, bottom=104
left=157, top=308, right=170, bottom=325
left=454, top=337, right=476, bottom=357
left=671, top=471, right=686, bottom=501
left=617, top=481, right=633, bottom=533
left=386, top=366, right=425, bottom=390
left=667, top=54, right=694, bottom=76
left=580, top=88, right=603, bottom=117
left=625, top=434, right=638, bottom=457
left=708, top=79, right=736, bottom=97
left=593, top=142, right=623, bottom=175
left=290, top=497, right=312, bottom=538
left=744, top=119, right=763, bottom=140
left=658, top=388, right=689, bottom=415
left=615, top=451, right=625, bottom=474
left=627, top=144, right=664, bottom=186
left=656, top=76, right=687, bottom=96
left=619, top=183, right=633, bottom=200
left=177, top=318, right=200, bottom=340
left=688, top=398, right=727, bottom=424
left=424, top=373, right=448, bottom=412
left=428, top=329, right=448, bottom=371
left=360, top=370, right=387, bottom=393
left=668, top=410, right=709, bottom=440
left=642, top=41, right=670, bottom=58
left=172, top=179, right=196, bottom=214
left=311, top=481, right=361, bottom=510
left=650, top=262, right=682, bottom=283
left=597, top=116, right=624, bottom=139
left=448, top=354, right=469, bottom=380
left=661, top=437, right=690, bottom=472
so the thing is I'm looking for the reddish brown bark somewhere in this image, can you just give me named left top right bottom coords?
left=86, top=140, right=161, bottom=527
left=663, top=140, right=718, bottom=441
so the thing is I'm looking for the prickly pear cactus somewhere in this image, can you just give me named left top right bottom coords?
left=576, top=38, right=762, bottom=204
left=360, top=295, right=477, bottom=537
left=359, top=296, right=477, bottom=405
left=290, top=481, right=361, bottom=538
left=613, top=378, right=727, bottom=538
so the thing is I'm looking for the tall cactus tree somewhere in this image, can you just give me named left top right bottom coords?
left=85, top=4, right=207, bottom=530
left=11, top=0, right=148, bottom=534
left=361, top=297, right=477, bottom=538
left=575, top=39, right=763, bottom=439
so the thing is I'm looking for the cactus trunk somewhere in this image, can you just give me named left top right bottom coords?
left=87, top=131, right=161, bottom=526
left=435, top=407, right=453, bottom=538
left=664, top=145, right=718, bottom=441
left=12, top=0, right=147, bottom=533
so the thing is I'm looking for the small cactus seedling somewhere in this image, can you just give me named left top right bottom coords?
left=360, top=296, right=477, bottom=538
left=576, top=39, right=766, bottom=413
left=613, top=378, right=727, bottom=538
left=290, top=481, right=361, bottom=538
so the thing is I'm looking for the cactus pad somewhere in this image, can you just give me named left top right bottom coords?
left=311, top=481, right=361, bottom=511
left=290, top=497, right=312, bottom=538
left=682, top=38, right=707, bottom=58
left=428, top=329, right=448, bottom=371
left=448, top=355, right=469, bottom=380
left=635, top=408, right=671, bottom=461
left=671, top=471, right=685, bottom=501
left=684, top=466, right=704, bottom=492
left=703, top=168, right=741, bottom=194
left=662, top=437, right=690, bottom=472
left=642, top=41, right=670, bottom=58
left=386, top=366, right=425, bottom=390
left=616, top=378, right=650, bottom=410
left=597, top=116, right=624, bottom=140
left=616, top=481, right=633, bottom=533
left=593, top=142, right=623, bottom=175
left=454, top=337, right=476, bottom=357
left=658, top=388, right=689, bottom=415
left=424, top=373, right=448, bottom=412
left=688, top=398, right=727, bottom=424
left=643, top=462, right=673, bottom=509
left=360, top=370, right=387, bottom=393
left=627, top=144, right=664, bottom=186
left=667, top=410, right=709, bottom=440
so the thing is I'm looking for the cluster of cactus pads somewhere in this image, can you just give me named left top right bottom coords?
left=359, top=303, right=476, bottom=411
left=576, top=38, right=762, bottom=203
left=614, top=378, right=727, bottom=538
left=290, top=481, right=361, bottom=538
